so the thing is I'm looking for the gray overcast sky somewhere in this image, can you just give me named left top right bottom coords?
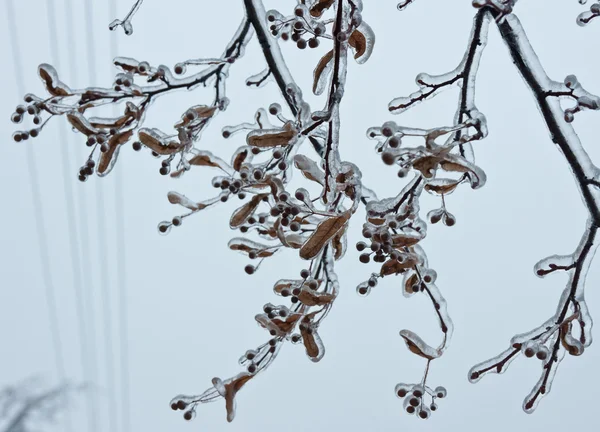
left=1, top=1, right=600, bottom=431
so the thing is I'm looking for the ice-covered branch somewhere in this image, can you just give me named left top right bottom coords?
left=468, top=8, right=600, bottom=413
left=109, top=0, right=144, bottom=35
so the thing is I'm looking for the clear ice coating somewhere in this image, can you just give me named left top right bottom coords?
left=11, top=0, right=600, bottom=424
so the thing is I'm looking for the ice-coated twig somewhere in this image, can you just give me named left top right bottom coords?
left=468, top=9, right=600, bottom=413
left=576, top=1, right=600, bottom=26
left=109, top=0, right=144, bottom=36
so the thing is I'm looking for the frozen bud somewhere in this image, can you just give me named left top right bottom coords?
left=295, top=190, right=306, bottom=201
left=15, top=105, right=26, bottom=114
left=247, top=363, right=257, bottom=374
left=395, top=383, right=410, bottom=398
left=300, top=269, right=310, bottom=279
left=336, top=32, right=348, bottom=42
left=172, top=216, right=183, bottom=227
left=434, top=386, right=447, bottom=398
left=370, top=242, right=381, bottom=252
left=308, top=38, right=320, bottom=48
left=12, top=132, right=22, bottom=142
left=381, top=125, right=394, bottom=137
left=174, top=63, right=186, bottom=75
left=21, top=131, right=29, bottom=140
left=367, top=277, right=377, bottom=287
left=245, top=265, right=256, bottom=275
left=443, top=212, right=456, bottom=227
left=291, top=333, right=302, bottom=344
left=290, top=221, right=301, bottom=232
left=357, top=284, right=370, bottom=296
left=294, top=5, right=306, bottom=16
left=412, top=385, right=424, bottom=398
left=428, top=209, right=443, bottom=224
left=564, top=74, right=578, bottom=89
left=536, top=345, right=550, bottom=361
left=382, top=152, right=396, bottom=165
left=296, top=39, right=307, bottom=49
left=522, top=341, right=537, bottom=358
left=418, top=406, right=431, bottom=419
left=30, top=128, right=40, bottom=138
left=564, top=110, right=575, bottom=123
left=359, top=253, right=371, bottom=264
left=159, top=166, right=169, bottom=176
left=409, top=397, right=420, bottom=407
left=430, top=403, right=438, bottom=412
left=183, top=410, right=195, bottom=421
left=356, top=241, right=367, bottom=251
left=11, top=113, right=22, bottom=123
left=397, top=168, right=410, bottom=178
left=157, top=221, right=172, bottom=235
left=268, top=102, right=282, bottom=116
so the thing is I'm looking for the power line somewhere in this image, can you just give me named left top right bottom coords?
left=5, top=1, right=72, bottom=431
left=44, top=1, right=99, bottom=431
left=108, top=1, right=132, bottom=431
left=82, top=1, right=119, bottom=431
left=45, top=0, right=97, bottom=429
left=59, top=5, right=101, bottom=430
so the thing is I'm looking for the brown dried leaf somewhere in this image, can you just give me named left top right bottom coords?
left=228, top=238, right=276, bottom=258
left=174, top=105, right=217, bottom=128
left=312, top=50, right=334, bottom=95
left=98, top=130, right=133, bottom=175
left=300, top=316, right=325, bottom=362
left=399, top=330, right=440, bottom=360
left=294, top=154, right=325, bottom=185
left=299, top=212, right=350, bottom=260
left=348, top=22, right=375, bottom=64
left=332, top=229, right=346, bottom=260
left=167, top=191, right=199, bottom=211
left=297, top=289, right=335, bottom=307
left=349, top=30, right=366, bottom=60
left=310, top=0, right=335, bottom=17
left=38, top=64, right=71, bottom=96
left=67, top=112, right=98, bottom=136
left=380, top=254, right=419, bottom=276
left=138, top=128, right=182, bottom=155
left=424, top=178, right=461, bottom=195
left=391, top=231, right=422, bottom=248
left=413, top=155, right=443, bottom=178
left=367, top=217, right=386, bottom=226
left=230, top=193, right=268, bottom=228
left=232, top=148, right=249, bottom=172
left=271, top=314, right=302, bottom=334
left=247, top=123, right=297, bottom=148
left=188, top=151, right=229, bottom=170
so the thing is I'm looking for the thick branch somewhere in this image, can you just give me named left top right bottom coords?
left=495, top=12, right=600, bottom=225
